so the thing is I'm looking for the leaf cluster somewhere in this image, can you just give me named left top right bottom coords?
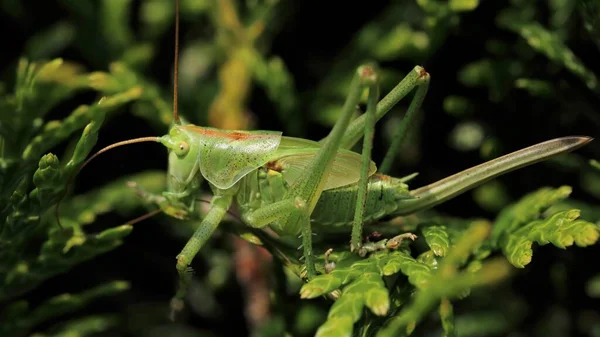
left=0, top=56, right=167, bottom=336
left=299, top=186, right=598, bottom=336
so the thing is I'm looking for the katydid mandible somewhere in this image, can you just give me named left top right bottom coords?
left=67, top=0, right=592, bottom=319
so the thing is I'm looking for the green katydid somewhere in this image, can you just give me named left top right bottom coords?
left=63, top=0, right=592, bottom=319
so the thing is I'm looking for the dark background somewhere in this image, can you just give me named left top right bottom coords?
left=1, top=0, right=599, bottom=336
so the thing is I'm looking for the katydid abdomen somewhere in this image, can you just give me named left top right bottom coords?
left=234, top=136, right=592, bottom=236
left=235, top=169, right=412, bottom=234
left=310, top=174, right=412, bottom=228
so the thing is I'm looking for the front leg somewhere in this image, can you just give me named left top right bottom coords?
left=242, top=197, right=308, bottom=229
left=170, top=194, right=233, bottom=320
left=127, top=181, right=189, bottom=219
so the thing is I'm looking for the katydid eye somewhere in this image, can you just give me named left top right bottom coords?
left=176, top=141, right=189, bottom=156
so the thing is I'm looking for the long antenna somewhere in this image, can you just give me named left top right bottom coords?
left=54, top=0, right=182, bottom=229
left=119, top=199, right=243, bottom=229
left=125, top=208, right=163, bottom=226
left=79, top=137, right=162, bottom=171
left=55, top=137, right=161, bottom=229
left=173, top=0, right=180, bottom=124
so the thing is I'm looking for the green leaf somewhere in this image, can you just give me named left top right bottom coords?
left=472, top=180, right=511, bottom=213
left=21, top=86, right=142, bottom=162
left=25, top=22, right=75, bottom=60
left=0, top=281, right=127, bottom=337
left=453, top=311, right=514, bottom=337
left=449, top=0, right=479, bottom=12
left=500, top=209, right=599, bottom=268
left=458, top=58, right=524, bottom=102
left=1, top=226, right=132, bottom=301
left=377, top=222, right=511, bottom=337
left=498, top=19, right=598, bottom=92
left=439, top=298, right=456, bottom=337
left=60, top=171, right=166, bottom=227
left=250, top=53, right=301, bottom=135
left=442, top=95, right=473, bottom=118
left=100, top=0, right=134, bottom=57
left=491, top=186, right=572, bottom=245
left=514, top=78, right=554, bottom=97
left=1, top=59, right=89, bottom=156
left=303, top=221, right=496, bottom=337
left=32, top=314, right=119, bottom=337
left=586, top=274, right=600, bottom=298
left=421, top=225, right=450, bottom=257
left=578, top=0, right=600, bottom=51
left=370, top=23, right=431, bottom=61
left=300, top=249, right=432, bottom=337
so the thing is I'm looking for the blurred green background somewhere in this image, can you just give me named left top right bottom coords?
left=1, top=0, right=599, bottom=336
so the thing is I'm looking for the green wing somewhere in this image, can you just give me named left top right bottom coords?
left=183, top=126, right=283, bottom=190
left=272, top=136, right=377, bottom=190
left=182, top=127, right=375, bottom=191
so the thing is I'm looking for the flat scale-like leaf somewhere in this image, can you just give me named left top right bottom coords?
left=300, top=249, right=433, bottom=337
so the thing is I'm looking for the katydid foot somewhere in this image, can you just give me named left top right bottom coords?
left=321, top=233, right=418, bottom=274
left=358, top=232, right=418, bottom=257
left=169, top=254, right=195, bottom=321
left=168, top=195, right=233, bottom=321
left=324, top=248, right=336, bottom=274
left=127, top=181, right=189, bottom=219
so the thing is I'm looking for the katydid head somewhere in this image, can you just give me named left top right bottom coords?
left=159, top=125, right=201, bottom=194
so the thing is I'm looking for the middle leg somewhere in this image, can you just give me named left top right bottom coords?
left=346, top=66, right=429, bottom=252
left=282, top=64, right=380, bottom=278
left=350, top=67, right=380, bottom=252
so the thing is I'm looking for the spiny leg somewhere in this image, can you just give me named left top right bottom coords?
left=284, top=65, right=377, bottom=278
left=336, top=66, right=430, bottom=152
left=346, top=66, right=429, bottom=252
left=345, top=66, right=429, bottom=255
left=350, top=68, right=380, bottom=252
left=379, top=69, right=430, bottom=174
left=240, top=198, right=318, bottom=278
left=170, top=194, right=233, bottom=320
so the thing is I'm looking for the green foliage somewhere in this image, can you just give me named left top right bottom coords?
left=307, top=0, right=481, bottom=127
left=497, top=16, right=598, bottom=92
left=421, top=225, right=450, bottom=256
left=500, top=209, right=598, bottom=268
left=298, top=184, right=599, bottom=336
left=1, top=1, right=599, bottom=336
left=297, top=221, right=514, bottom=336
left=580, top=0, right=600, bottom=51
left=1, top=1, right=300, bottom=334
left=300, top=249, right=431, bottom=337
left=376, top=222, right=509, bottom=337
left=30, top=315, right=120, bottom=337
left=492, top=186, right=599, bottom=268
left=2, top=58, right=126, bottom=279
left=1, top=281, right=127, bottom=337
left=587, top=274, right=600, bottom=298
left=491, top=185, right=573, bottom=243
left=0, top=56, right=165, bottom=335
